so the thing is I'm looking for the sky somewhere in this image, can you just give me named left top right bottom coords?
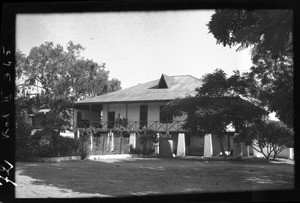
left=16, top=10, right=253, bottom=89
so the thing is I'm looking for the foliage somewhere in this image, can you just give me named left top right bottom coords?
left=166, top=69, right=267, bottom=134
left=24, top=130, right=79, bottom=158
left=16, top=41, right=121, bottom=101
left=15, top=41, right=122, bottom=159
left=129, top=145, right=142, bottom=154
left=249, top=55, right=293, bottom=128
left=207, top=9, right=293, bottom=61
left=207, top=9, right=293, bottom=128
left=236, top=120, right=293, bottom=160
left=16, top=96, right=80, bottom=160
left=15, top=108, right=34, bottom=160
left=16, top=41, right=121, bottom=131
left=77, top=132, right=90, bottom=159
left=166, top=69, right=268, bottom=158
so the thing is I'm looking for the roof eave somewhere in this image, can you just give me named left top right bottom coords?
left=75, top=99, right=173, bottom=105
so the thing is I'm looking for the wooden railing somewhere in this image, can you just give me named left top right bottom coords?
left=75, top=120, right=186, bottom=132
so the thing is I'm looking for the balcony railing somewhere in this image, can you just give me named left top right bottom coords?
left=75, top=120, right=186, bottom=132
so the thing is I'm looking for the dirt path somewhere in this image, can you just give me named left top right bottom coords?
left=15, top=169, right=112, bottom=198
left=15, top=158, right=294, bottom=198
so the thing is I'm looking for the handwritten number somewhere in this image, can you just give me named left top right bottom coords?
left=1, top=91, right=11, bottom=103
left=4, top=73, right=11, bottom=81
left=3, top=61, right=12, bottom=67
left=2, top=47, right=11, bottom=55
left=0, top=160, right=17, bottom=187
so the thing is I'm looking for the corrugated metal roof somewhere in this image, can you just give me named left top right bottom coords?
left=76, top=74, right=202, bottom=104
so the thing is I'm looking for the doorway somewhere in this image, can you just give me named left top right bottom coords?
left=139, top=105, right=148, bottom=129
left=108, top=111, right=115, bottom=128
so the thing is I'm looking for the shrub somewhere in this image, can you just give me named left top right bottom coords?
left=16, top=110, right=34, bottom=160
left=24, top=129, right=79, bottom=158
left=129, top=145, right=142, bottom=154
left=78, top=132, right=90, bottom=159
left=237, top=120, right=294, bottom=160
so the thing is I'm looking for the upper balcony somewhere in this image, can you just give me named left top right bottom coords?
left=75, top=120, right=186, bottom=133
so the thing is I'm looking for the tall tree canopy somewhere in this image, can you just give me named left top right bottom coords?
left=166, top=69, right=268, bottom=157
left=16, top=41, right=121, bottom=130
left=207, top=9, right=293, bottom=128
left=17, top=41, right=121, bottom=101
left=207, top=9, right=293, bottom=61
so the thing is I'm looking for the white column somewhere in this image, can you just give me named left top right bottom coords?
left=290, top=148, right=294, bottom=159
left=133, top=132, right=136, bottom=148
left=107, top=132, right=110, bottom=146
left=111, top=132, right=114, bottom=152
left=155, top=133, right=160, bottom=154
left=169, top=140, right=174, bottom=157
left=90, top=133, right=93, bottom=151
left=177, top=133, right=186, bottom=156
left=77, top=129, right=80, bottom=138
left=204, top=134, right=213, bottom=157
left=129, top=133, right=137, bottom=148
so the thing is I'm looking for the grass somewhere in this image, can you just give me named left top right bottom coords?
left=16, top=157, right=294, bottom=198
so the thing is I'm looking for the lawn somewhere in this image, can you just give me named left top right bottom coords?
left=15, top=157, right=294, bottom=198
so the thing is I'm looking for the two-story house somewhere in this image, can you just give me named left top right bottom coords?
left=73, top=74, right=235, bottom=157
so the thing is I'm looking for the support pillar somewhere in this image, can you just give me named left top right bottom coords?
left=177, top=133, right=186, bottom=156
left=290, top=148, right=294, bottom=160
left=129, top=132, right=137, bottom=148
left=107, top=131, right=110, bottom=147
left=75, top=129, right=80, bottom=139
left=111, top=132, right=114, bottom=152
left=90, top=133, right=93, bottom=152
left=204, top=134, right=213, bottom=157
left=155, top=133, right=160, bottom=154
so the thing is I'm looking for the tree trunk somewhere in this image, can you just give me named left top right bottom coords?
left=219, top=135, right=226, bottom=158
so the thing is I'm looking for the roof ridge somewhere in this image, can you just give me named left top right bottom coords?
left=170, top=74, right=200, bottom=80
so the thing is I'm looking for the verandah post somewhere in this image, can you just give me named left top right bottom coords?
left=177, top=133, right=186, bottom=156
left=120, top=135, right=123, bottom=154
left=204, top=134, right=213, bottom=157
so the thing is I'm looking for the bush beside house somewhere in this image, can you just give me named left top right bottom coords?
left=17, top=129, right=80, bottom=160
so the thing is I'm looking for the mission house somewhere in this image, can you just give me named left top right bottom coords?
left=73, top=74, right=237, bottom=157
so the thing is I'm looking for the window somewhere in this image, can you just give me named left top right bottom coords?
left=159, top=105, right=173, bottom=123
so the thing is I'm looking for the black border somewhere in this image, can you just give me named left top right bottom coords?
left=1, top=0, right=299, bottom=202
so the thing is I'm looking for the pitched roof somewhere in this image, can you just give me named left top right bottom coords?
left=76, top=74, right=202, bottom=104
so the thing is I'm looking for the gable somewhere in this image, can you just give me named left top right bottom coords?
left=157, top=74, right=174, bottom=88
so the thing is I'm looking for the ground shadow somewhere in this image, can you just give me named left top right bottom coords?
left=16, top=158, right=294, bottom=197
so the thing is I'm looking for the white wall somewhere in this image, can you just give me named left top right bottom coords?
left=103, top=102, right=185, bottom=123
left=103, top=104, right=127, bottom=122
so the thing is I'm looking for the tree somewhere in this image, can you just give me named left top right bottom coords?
left=207, top=9, right=292, bottom=61
left=249, top=55, right=293, bottom=128
left=236, top=120, right=293, bottom=160
left=16, top=41, right=121, bottom=132
left=207, top=9, right=293, bottom=128
left=18, top=41, right=121, bottom=101
left=15, top=100, right=34, bottom=160
left=166, top=69, right=268, bottom=158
